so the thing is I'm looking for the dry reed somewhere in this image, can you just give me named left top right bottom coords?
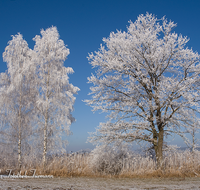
left=0, top=149, right=200, bottom=178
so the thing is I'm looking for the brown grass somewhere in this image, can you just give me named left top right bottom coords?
left=0, top=149, right=200, bottom=178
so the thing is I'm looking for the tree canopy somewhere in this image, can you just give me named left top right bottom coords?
left=86, top=13, right=200, bottom=166
left=0, top=27, right=79, bottom=167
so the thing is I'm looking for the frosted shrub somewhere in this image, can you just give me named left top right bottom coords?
left=89, top=145, right=200, bottom=177
left=90, top=145, right=130, bottom=175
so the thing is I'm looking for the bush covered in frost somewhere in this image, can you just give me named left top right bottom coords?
left=90, top=144, right=131, bottom=175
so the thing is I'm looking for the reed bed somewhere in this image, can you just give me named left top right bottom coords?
left=0, top=149, right=200, bottom=178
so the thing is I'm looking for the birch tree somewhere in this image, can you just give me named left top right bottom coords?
left=33, top=26, right=79, bottom=166
left=1, top=33, right=35, bottom=168
left=86, top=13, right=200, bottom=167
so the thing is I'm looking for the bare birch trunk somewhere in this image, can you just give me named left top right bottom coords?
left=18, top=86, right=22, bottom=169
left=43, top=108, right=48, bottom=168
left=18, top=131, right=22, bottom=169
left=43, top=67, right=50, bottom=168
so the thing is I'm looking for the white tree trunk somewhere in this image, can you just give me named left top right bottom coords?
left=43, top=108, right=48, bottom=167
left=18, top=86, right=22, bottom=169
left=43, top=68, right=50, bottom=167
left=18, top=132, right=21, bottom=168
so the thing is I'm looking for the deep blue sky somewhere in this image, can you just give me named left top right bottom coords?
left=0, top=0, right=200, bottom=151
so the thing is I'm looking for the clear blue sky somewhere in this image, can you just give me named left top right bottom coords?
left=0, top=0, right=200, bottom=151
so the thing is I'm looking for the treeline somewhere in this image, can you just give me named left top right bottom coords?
left=0, top=26, right=79, bottom=169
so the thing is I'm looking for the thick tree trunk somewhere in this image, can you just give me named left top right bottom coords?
left=156, top=127, right=164, bottom=168
left=152, top=119, right=164, bottom=168
left=154, top=95, right=164, bottom=168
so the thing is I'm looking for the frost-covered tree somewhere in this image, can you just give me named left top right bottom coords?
left=181, top=110, right=200, bottom=152
left=86, top=13, right=200, bottom=166
left=1, top=33, right=35, bottom=168
left=33, top=26, right=79, bottom=166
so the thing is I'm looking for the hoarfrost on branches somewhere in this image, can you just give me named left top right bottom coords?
left=1, top=33, right=35, bottom=168
left=33, top=26, right=80, bottom=165
left=86, top=13, right=200, bottom=166
left=0, top=27, right=79, bottom=168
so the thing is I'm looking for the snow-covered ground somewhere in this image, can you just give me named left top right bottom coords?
left=0, top=177, right=200, bottom=190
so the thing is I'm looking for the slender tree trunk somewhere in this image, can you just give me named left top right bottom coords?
left=18, top=88, right=22, bottom=169
left=18, top=130, right=22, bottom=169
left=43, top=110, right=48, bottom=167
left=191, top=127, right=196, bottom=163
left=192, top=127, right=195, bottom=153
left=43, top=67, right=50, bottom=168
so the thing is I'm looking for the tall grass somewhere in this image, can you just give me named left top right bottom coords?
left=0, top=148, right=200, bottom=178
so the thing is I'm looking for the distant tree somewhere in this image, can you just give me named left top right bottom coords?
left=181, top=110, right=200, bottom=153
left=1, top=33, right=35, bottom=168
left=86, top=13, right=200, bottom=167
left=190, top=126, right=199, bottom=153
left=33, top=26, right=79, bottom=166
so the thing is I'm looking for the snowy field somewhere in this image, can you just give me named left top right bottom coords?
left=0, top=177, right=200, bottom=190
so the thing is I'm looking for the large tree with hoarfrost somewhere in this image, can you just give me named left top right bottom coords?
left=1, top=33, right=35, bottom=168
left=33, top=26, right=79, bottom=166
left=86, top=13, right=200, bottom=166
